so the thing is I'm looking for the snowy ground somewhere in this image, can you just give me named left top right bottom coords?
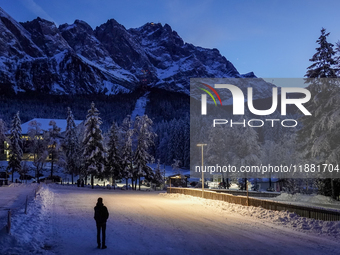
left=131, top=92, right=149, bottom=120
left=263, top=193, right=340, bottom=211
left=1, top=184, right=340, bottom=255
left=0, top=183, right=39, bottom=228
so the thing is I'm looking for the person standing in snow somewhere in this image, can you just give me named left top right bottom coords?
left=94, top=197, right=109, bottom=249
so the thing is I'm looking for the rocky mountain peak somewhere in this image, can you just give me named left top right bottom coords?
left=95, top=18, right=126, bottom=36
left=0, top=7, right=262, bottom=97
left=59, top=19, right=109, bottom=62
left=59, top=20, right=93, bottom=34
left=21, top=18, right=71, bottom=57
left=0, top=8, right=43, bottom=58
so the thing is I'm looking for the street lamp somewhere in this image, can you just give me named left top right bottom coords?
left=197, top=144, right=207, bottom=198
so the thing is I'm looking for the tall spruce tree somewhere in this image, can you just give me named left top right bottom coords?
left=46, top=121, right=64, bottom=179
left=182, top=114, right=190, bottom=168
left=134, top=115, right=156, bottom=190
left=7, top=112, right=22, bottom=182
left=64, top=107, right=78, bottom=184
left=153, top=159, right=164, bottom=187
left=120, top=115, right=134, bottom=189
left=0, top=119, right=7, bottom=144
left=233, top=124, right=261, bottom=190
left=105, top=121, right=122, bottom=187
left=207, top=125, right=235, bottom=189
left=305, top=28, right=337, bottom=79
left=83, top=102, right=105, bottom=189
left=299, top=28, right=340, bottom=199
left=0, top=119, right=8, bottom=160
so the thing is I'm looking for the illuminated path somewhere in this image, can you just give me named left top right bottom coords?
left=49, top=185, right=339, bottom=255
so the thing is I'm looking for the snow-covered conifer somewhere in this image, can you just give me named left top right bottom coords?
left=7, top=112, right=22, bottom=182
left=46, top=120, right=64, bottom=179
left=182, top=114, right=190, bottom=167
left=134, top=115, right=156, bottom=190
left=206, top=125, right=235, bottom=188
left=305, top=28, right=337, bottom=79
left=120, top=115, right=134, bottom=188
left=155, top=121, right=170, bottom=164
left=171, top=159, right=181, bottom=174
left=153, top=159, right=164, bottom=187
left=0, top=119, right=7, bottom=144
left=299, top=28, right=340, bottom=198
left=83, top=102, right=105, bottom=188
left=233, top=124, right=261, bottom=190
left=105, top=121, right=122, bottom=186
left=64, top=107, right=79, bottom=184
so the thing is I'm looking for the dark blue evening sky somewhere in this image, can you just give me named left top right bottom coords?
left=1, top=0, right=340, bottom=78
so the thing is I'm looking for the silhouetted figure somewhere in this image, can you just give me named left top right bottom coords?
left=94, top=197, right=109, bottom=249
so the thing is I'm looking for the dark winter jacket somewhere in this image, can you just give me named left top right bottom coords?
left=94, top=202, right=109, bottom=225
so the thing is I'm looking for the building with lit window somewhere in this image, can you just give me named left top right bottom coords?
left=1, top=118, right=83, bottom=161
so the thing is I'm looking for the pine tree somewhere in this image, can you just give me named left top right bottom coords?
left=305, top=28, right=337, bottom=79
left=83, top=102, right=105, bottom=188
left=0, top=119, right=7, bottom=144
left=46, top=121, right=64, bottom=179
left=134, top=115, right=156, bottom=190
left=207, top=125, right=235, bottom=189
left=298, top=28, right=340, bottom=199
left=105, top=121, right=122, bottom=187
left=75, top=122, right=86, bottom=184
left=120, top=115, right=134, bottom=189
left=0, top=119, right=8, bottom=160
left=64, top=107, right=78, bottom=184
left=171, top=159, right=181, bottom=174
left=233, top=125, right=261, bottom=166
left=28, top=120, right=47, bottom=183
left=155, top=121, right=170, bottom=164
left=153, top=159, right=164, bottom=187
left=7, top=112, right=22, bottom=182
left=261, top=140, right=280, bottom=190
left=182, top=114, right=190, bottom=168
left=233, top=124, right=261, bottom=190
left=167, top=119, right=181, bottom=165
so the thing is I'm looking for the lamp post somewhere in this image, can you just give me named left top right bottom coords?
left=197, top=144, right=207, bottom=198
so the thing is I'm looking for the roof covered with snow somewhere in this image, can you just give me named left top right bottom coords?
left=21, top=118, right=83, bottom=134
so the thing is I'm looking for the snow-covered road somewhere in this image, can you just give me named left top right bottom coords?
left=47, top=185, right=340, bottom=255
left=1, top=184, right=339, bottom=254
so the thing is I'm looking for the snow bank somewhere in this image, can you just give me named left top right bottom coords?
left=160, top=193, right=340, bottom=240
left=8, top=183, right=39, bottom=188
left=0, top=185, right=55, bottom=255
left=271, top=192, right=340, bottom=205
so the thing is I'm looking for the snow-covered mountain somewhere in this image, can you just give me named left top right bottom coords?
left=0, top=7, right=265, bottom=96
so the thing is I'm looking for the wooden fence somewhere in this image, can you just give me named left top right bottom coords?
left=167, top=187, right=340, bottom=221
